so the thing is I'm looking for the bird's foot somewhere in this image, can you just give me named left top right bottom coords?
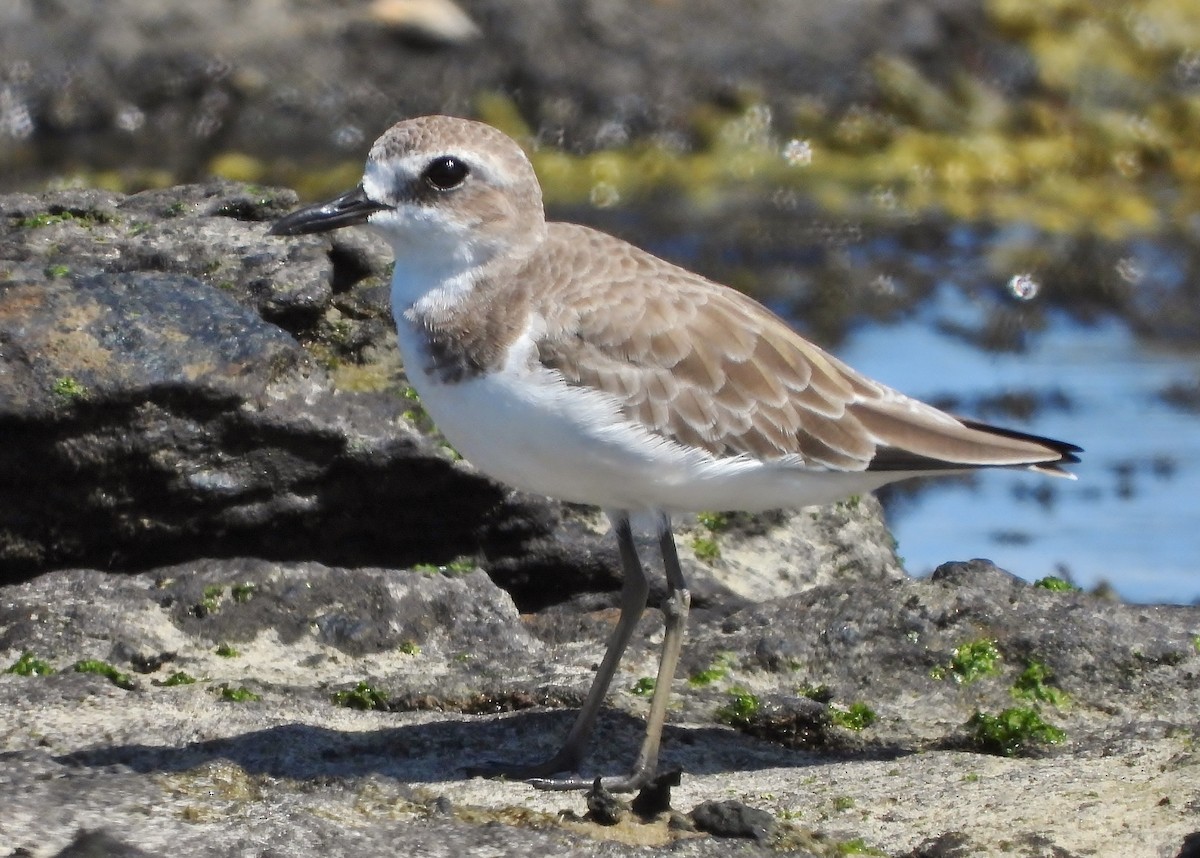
left=464, top=750, right=581, bottom=785
left=467, top=755, right=661, bottom=793
left=527, top=766, right=655, bottom=792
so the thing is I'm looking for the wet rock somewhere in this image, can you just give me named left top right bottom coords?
left=2, top=180, right=1198, bottom=856
left=0, top=185, right=564, bottom=587
left=0, top=0, right=996, bottom=190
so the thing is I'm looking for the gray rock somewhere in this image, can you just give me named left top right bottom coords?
left=0, top=181, right=897, bottom=613
left=3, top=181, right=1199, bottom=855
left=2, top=557, right=1198, bottom=857
left=0, top=185, right=567, bottom=588
left=691, top=799, right=777, bottom=841
left=0, top=0, right=1001, bottom=192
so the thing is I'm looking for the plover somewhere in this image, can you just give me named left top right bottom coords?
left=271, top=115, right=1080, bottom=791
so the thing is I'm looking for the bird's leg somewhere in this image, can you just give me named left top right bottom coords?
left=530, top=513, right=690, bottom=793
left=621, top=514, right=690, bottom=786
left=470, top=511, right=649, bottom=786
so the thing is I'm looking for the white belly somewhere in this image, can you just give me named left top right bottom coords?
left=395, top=318, right=902, bottom=514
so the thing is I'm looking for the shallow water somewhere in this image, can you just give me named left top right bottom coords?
left=839, top=287, right=1200, bottom=605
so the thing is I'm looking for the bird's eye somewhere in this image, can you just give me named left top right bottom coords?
left=422, top=156, right=470, bottom=191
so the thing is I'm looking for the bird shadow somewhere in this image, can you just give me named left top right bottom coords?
left=52, top=708, right=914, bottom=785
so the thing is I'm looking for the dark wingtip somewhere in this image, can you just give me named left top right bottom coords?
left=866, top=419, right=1082, bottom=477
left=958, top=418, right=1082, bottom=472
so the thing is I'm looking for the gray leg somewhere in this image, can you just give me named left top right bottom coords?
left=471, top=511, right=649, bottom=785
left=621, top=513, right=690, bottom=786
left=531, top=512, right=690, bottom=792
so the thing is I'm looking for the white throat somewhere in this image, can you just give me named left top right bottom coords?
left=365, top=206, right=488, bottom=319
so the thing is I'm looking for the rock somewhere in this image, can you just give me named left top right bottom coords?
left=1176, top=832, right=1200, bottom=858
left=0, top=257, right=510, bottom=577
left=0, top=0, right=998, bottom=191
left=0, top=181, right=897, bottom=612
left=585, top=779, right=626, bottom=826
left=899, top=832, right=974, bottom=858
left=368, top=0, right=482, bottom=48
left=53, top=829, right=157, bottom=858
left=690, top=799, right=776, bottom=841
left=2, top=180, right=1198, bottom=855
left=2, top=554, right=1198, bottom=856
left=0, top=184, right=559, bottom=589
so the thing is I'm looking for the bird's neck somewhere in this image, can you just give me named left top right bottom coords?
left=389, top=242, right=539, bottom=383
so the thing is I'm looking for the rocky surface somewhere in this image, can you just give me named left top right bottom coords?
left=0, top=0, right=997, bottom=190
left=3, top=1, right=1199, bottom=852
left=2, top=558, right=1198, bottom=857
left=0, top=183, right=893, bottom=604
left=0, top=183, right=512, bottom=579
left=2, top=182, right=1199, bottom=856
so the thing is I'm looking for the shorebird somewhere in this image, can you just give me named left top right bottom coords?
left=270, top=115, right=1080, bottom=792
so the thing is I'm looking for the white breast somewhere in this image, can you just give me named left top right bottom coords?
left=392, top=309, right=902, bottom=514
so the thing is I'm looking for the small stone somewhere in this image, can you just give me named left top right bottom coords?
left=630, top=768, right=680, bottom=818
left=584, top=777, right=625, bottom=826
left=690, top=799, right=775, bottom=841
left=368, top=0, right=480, bottom=47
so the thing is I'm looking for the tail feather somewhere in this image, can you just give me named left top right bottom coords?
left=866, top=417, right=1081, bottom=477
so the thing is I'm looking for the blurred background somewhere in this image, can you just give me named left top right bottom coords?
left=2, top=0, right=1197, bottom=603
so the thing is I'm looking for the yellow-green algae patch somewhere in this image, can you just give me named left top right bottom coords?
left=478, top=2, right=1199, bottom=241
left=32, top=1, right=1194, bottom=249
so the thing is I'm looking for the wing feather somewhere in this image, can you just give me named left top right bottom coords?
left=530, top=223, right=1077, bottom=474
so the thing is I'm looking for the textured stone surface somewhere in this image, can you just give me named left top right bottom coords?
left=1, top=166, right=1197, bottom=858
left=2, top=559, right=1199, bottom=857
left=0, top=185, right=558, bottom=585
left=0, top=181, right=906, bottom=617
left=0, top=0, right=997, bottom=190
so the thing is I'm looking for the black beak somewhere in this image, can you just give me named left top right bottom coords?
left=269, top=185, right=390, bottom=236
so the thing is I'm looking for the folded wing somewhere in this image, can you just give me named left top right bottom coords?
left=533, top=224, right=1080, bottom=476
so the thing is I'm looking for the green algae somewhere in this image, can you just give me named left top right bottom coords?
left=218, top=684, right=261, bottom=703
left=4, top=652, right=56, bottom=676
left=715, top=687, right=761, bottom=727
left=629, top=676, right=656, bottom=696
left=73, top=659, right=136, bottom=690
left=1034, top=575, right=1081, bottom=592
left=51, top=377, right=87, bottom=399
left=688, top=651, right=734, bottom=687
left=932, top=639, right=1003, bottom=684
left=691, top=535, right=721, bottom=563
left=966, top=705, right=1066, bottom=756
left=1011, top=659, right=1070, bottom=708
left=830, top=701, right=878, bottom=731
left=231, top=582, right=257, bottom=603
left=332, top=680, right=390, bottom=711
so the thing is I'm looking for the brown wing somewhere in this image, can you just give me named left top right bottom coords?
left=532, top=224, right=1079, bottom=474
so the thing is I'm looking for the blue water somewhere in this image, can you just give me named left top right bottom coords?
left=837, top=287, right=1200, bottom=605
